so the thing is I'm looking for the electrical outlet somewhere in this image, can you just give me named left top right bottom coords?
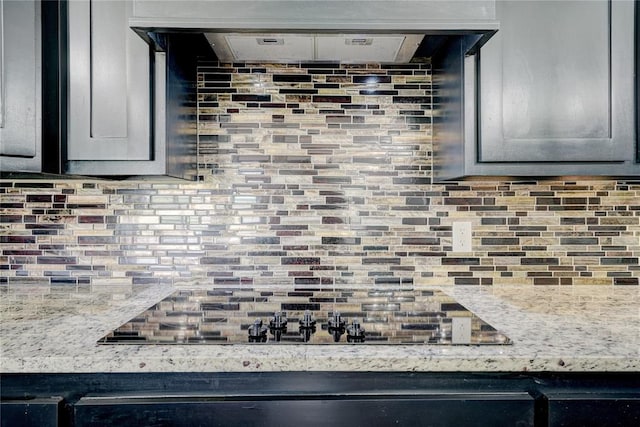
left=451, top=317, right=472, bottom=344
left=452, top=221, right=472, bottom=252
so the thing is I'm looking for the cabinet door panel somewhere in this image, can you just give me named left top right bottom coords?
left=68, top=0, right=151, bottom=161
left=74, top=393, right=534, bottom=427
left=1, top=397, right=63, bottom=427
left=478, top=0, right=634, bottom=163
left=90, top=0, right=128, bottom=139
left=545, top=393, right=640, bottom=427
left=0, top=0, right=41, bottom=170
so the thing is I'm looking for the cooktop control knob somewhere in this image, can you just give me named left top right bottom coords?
left=299, top=310, right=317, bottom=329
left=346, top=318, right=365, bottom=343
left=269, top=311, right=288, bottom=329
left=298, top=310, right=317, bottom=342
left=330, top=328, right=345, bottom=342
left=300, top=327, right=314, bottom=342
left=268, top=312, right=288, bottom=342
left=328, top=312, right=346, bottom=330
left=328, top=312, right=347, bottom=342
left=270, top=328, right=284, bottom=342
left=248, top=318, right=268, bottom=342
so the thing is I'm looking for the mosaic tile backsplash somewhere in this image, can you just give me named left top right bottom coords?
left=1, top=62, right=639, bottom=288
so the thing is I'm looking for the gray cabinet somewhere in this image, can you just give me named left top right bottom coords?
left=0, top=0, right=41, bottom=172
left=434, top=0, right=639, bottom=180
left=66, top=0, right=166, bottom=175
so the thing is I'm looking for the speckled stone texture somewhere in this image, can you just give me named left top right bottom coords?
left=1, top=284, right=637, bottom=373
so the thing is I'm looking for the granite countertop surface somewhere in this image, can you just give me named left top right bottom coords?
left=1, top=283, right=638, bottom=373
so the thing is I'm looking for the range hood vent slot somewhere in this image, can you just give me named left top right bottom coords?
left=345, top=38, right=373, bottom=46
left=205, top=33, right=424, bottom=63
left=257, top=38, right=284, bottom=45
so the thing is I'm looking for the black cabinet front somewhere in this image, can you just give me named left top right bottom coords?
left=0, top=397, right=63, bottom=427
left=2, top=372, right=639, bottom=427
left=543, top=392, right=640, bottom=427
left=74, top=394, right=534, bottom=427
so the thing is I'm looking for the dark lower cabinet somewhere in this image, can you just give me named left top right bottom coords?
left=1, top=373, right=639, bottom=427
left=0, top=397, right=63, bottom=427
left=543, top=392, right=640, bottom=427
left=73, top=393, right=534, bottom=427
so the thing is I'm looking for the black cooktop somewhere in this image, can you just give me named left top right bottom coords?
left=98, top=288, right=512, bottom=345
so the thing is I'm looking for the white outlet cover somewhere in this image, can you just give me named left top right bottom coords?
left=451, top=317, right=472, bottom=344
left=452, top=221, right=472, bottom=252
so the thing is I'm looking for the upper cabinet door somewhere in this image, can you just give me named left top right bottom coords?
left=477, top=0, right=635, bottom=163
left=0, top=0, right=41, bottom=172
left=66, top=0, right=165, bottom=175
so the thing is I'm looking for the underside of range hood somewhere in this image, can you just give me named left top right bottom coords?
left=204, top=33, right=425, bottom=63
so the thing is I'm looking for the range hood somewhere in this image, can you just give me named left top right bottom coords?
left=130, top=1, right=498, bottom=63
left=204, top=33, right=425, bottom=63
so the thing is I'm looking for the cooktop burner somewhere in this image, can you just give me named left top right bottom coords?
left=98, top=288, right=512, bottom=345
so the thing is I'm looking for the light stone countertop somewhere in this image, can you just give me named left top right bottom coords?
left=1, top=283, right=638, bottom=373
